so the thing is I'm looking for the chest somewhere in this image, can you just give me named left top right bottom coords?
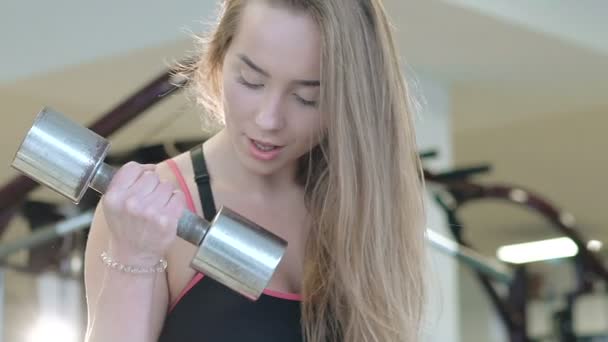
left=216, top=193, right=310, bottom=293
left=160, top=276, right=303, bottom=342
left=168, top=189, right=309, bottom=304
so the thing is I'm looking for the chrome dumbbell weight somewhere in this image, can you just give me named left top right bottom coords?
left=11, top=107, right=287, bottom=301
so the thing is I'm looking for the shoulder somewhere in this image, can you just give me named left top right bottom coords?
left=155, top=150, right=198, bottom=208
left=155, top=150, right=194, bottom=185
left=156, top=149, right=206, bottom=304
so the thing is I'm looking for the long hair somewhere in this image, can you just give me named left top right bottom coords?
left=178, top=0, right=428, bottom=340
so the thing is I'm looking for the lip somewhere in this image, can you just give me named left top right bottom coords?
left=248, top=137, right=284, bottom=161
left=250, top=137, right=283, bottom=148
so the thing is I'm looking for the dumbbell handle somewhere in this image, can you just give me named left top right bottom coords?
left=91, top=163, right=208, bottom=246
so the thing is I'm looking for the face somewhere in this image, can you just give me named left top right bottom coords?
left=221, top=1, right=323, bottom=177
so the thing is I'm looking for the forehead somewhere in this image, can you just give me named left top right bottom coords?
left=231, top=1, right=321, bottom=77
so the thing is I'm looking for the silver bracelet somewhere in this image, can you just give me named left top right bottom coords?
left=100, top=251, right=168, bottom=274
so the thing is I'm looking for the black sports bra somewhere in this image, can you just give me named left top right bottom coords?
left=157, top=145, right=304, bottom=341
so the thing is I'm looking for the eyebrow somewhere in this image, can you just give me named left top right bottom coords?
left=238, top=54, right=320, bottom=87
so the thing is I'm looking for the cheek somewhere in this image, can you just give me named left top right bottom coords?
left=223, top=79, right=255, bottom=126
left=291, top=112, right=324, bottom=148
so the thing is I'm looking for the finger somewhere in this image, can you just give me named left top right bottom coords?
left=166, top=189, right=185, bottom=214
left=163, top=190, right=186, bottom=228
left=141, top=181, right=175, bottom=209
left=141, top=164, right=157, bottom=171
left=126, top=171, right=160, bottom=198
left=107, top=162, right=148, bottom=193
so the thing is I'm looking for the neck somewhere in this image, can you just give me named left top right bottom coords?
left=206, top=129, right=301, bottom=201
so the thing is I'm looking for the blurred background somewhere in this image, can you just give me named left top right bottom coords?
left=1, top=0, right=607, bottom=341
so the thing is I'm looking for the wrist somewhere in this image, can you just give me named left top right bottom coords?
left=100, top=251, right=167, bottom=274
left=107, top=239, right=165, bottom=266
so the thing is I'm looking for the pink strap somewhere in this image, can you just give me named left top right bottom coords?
left=166, top=159, right=196, bottom=213
left=166, top=159, right=205, bottom=312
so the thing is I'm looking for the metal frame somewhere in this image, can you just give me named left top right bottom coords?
left=424, top=160, right=607, bottom=341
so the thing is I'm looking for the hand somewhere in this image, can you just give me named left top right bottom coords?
left=101, top=161, right=186, bottom=264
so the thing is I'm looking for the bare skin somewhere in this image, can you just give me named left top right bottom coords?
left=84, top=2, right=323, bottom=341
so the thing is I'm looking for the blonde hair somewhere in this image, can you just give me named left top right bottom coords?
left=178, top=0, right=427, bottom=340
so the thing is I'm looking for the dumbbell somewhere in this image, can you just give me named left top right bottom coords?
left=11, top=107, right=287, bottom=301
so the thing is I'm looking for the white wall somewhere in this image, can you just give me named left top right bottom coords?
left=409, top=72, right=459, bottom=342
left=1, top=0, right=217, bottom=83
left=459, top=265, right=508, bottom=342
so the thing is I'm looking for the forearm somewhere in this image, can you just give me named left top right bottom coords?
left=83, top=161, right=177, bottom=342
left=86, top=266, right=164, bottom=342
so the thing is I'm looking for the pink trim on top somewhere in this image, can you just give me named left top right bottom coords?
left=166, top=159, right=202, bottom=313
left=263, top=288, right=302, bottom=301
left=169, top=273, right=204, bottom=312
left=165, top=158, right=302, bottom=312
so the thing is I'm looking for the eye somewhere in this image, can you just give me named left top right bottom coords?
left=294, top=94, right=318, bottom=107
left=237, top=76, right=264, bottom=89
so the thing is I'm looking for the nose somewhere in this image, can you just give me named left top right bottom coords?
left=255, top=94, right=285, bottom=131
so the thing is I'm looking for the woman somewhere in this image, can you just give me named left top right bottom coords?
left=84, top=0, right=427, bottom=341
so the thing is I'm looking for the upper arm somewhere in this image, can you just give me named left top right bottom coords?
left=155, top=155, right=201, bottom=306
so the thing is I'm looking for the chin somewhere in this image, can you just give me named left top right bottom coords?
left=249, top=158, right=284, bottom=176
left=235, top=146, right=277, bottom=175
